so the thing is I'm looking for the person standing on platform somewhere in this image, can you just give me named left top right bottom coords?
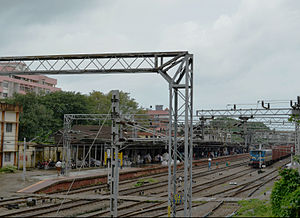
left=61, top=160, right=66, bottom=176
left=208, top=157, right=212, bottom=170
left=55, top=160, right=62, bottom=176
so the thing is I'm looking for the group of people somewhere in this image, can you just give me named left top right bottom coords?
left=37, top=159, right=56, bottom=169
left=208, top=157, right=230, bottom=170
left=55, top=160, right=66, bottom=176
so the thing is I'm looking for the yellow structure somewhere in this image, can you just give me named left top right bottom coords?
left=104, top=151, right=123, bottom=166
left=0, top=103, right=22, bottom=168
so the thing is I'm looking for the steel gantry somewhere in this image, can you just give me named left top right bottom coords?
left=196, top=101, right=300, bottom=156
left=0, top=51, right=194, bottom=217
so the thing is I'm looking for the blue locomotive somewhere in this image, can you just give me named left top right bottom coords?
left=250, top=145, right=294, bottom=168
left=250, top=149, right=272, bottom=167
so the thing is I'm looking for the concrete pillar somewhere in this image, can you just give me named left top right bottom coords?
left=33, top=149, right=36, bottom=168
left=100, top=143, right=104, bottom=166
left=42, top=147, right=44, bottom=161
left=95, top=144, right=97, bottom=160
left=17, top=145, right=20, bottom=170
left=83, top=145, right=86, bottom=167
left=89, top=145, right=91, bottom=167
left=76, top=145, right=79, bottom=169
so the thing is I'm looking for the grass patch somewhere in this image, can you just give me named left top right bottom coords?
left=235, top=199, right=272, bottom=217
left=259, top=185, right=273, bottom=196
left=145, top=200, right=160, bottom=203
left=134, top=178, right=158, bottom=187
left=192, top=201, right=206, bottom=204
left=0, top=165, right=17, bottom=173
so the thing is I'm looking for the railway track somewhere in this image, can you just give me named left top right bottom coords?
left=204, top=158, right=289, bottom=217
left=1, top=199, right=88, bottom=217
left=0, top=195, right=54, bottom=211
left=0, top=154, right=250, bottom=217
left=73, top=161, right=250, bottom=217
left=118, top=161, right=249, bottom=196
left=118, top=158, right=289, bottom=217
left=62, top=154, right=249, bottom=196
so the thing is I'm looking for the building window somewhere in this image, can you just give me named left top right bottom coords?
left=2, top=93, right=8, bottom=98
left=3, top=82, right=8, bottom=88
left=6, top=123, right=12, bottom=132
left=4, top=153, right=11, bottom=162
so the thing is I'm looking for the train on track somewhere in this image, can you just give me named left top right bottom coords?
left=249, top=145, right=294, bottom=168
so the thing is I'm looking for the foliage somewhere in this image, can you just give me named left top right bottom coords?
left=209, top=117, right=269, bottom=143
left=210, top=117, right=269, bottom=131
left=134, top=178, right=158, bottom=187
left=235, top=199, right=272, bottom=217
left=88, top=90, right=145, bottom=114
left=271, top=168, right=300, bottom=217
left=40, top=91, right=94, bottom=127
left=294, top=155, right=300, bottom=164
left=288, top=114, right=300, bottom=123
left=5, top=90, right=143, bottom=143
left=5, top=91, right=92, bottom=142
left=0, top=165, right=17, bottom=173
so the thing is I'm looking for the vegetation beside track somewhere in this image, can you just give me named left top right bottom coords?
left=271, top=168, right=300, bottom=217
left=0, top=165, right=17, bottom=173
left=134, top=178, right=158, bottom=187
left=5, top=91, right=143, bottom=142
left=235, top=168, right=300, bottom=217
left=235, top=199, right=272, bottom=217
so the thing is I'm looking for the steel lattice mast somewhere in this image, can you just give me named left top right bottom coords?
left=0, top=51, right=194, bottom=217
left=196, top=102, right=300, bottom=157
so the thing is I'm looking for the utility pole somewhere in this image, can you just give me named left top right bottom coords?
left=22, top=138, right=26, bottom=181
left=259, top=143, right=262, bottom=172
left=22, top=136, right=39, bottom=181
left=291, top=96, right=300, bottom=168
left=239, top=116, right=253, bottom=152
left=110, top=90, right=120, bottom=217
left=291, top=146, right=293, bottom=166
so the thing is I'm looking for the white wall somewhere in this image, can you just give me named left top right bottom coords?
left=3, top=123, right=16, bottom=151
left=5, top=111, right=17, bottom=122
left=1, top=110, right=18, bottom=167
left=3, top=152, right=14, bottom=166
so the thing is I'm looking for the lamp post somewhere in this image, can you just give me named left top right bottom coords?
left=22, top=138, right=26, bottom=181
left=22, top=136, right=39, bottom=181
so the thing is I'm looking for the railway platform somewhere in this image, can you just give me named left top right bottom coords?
left=17, top=192, right=257, bottom=203
left=17, top=167, right=142, bottom=194
left=17, top=154, right=249, bottom=194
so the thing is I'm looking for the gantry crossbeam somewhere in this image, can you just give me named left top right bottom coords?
left=0, top=51, right=193, bottom=217
left=196, top=108, right=294, bottom=130
left=0, top=51, right=188, bottom=75
left=196, top=108, right=292, bottom=118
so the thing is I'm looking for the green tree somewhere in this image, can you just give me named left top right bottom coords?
left=5, top=90, right=144, bottom=142
left=5, top=91, right=94, bottom=141
left=40, top=91, right=93, bottom=129
left=19, top=104, right=55, bottom=142
left=271, top=168, right=300, bottom=217
left=209, top=117, right=269, bottom=143
left=4, top=92, right=54, bottom=141
left=88, top=91, right=111, bottom=113
left=89, top=90, right=145, bottom=114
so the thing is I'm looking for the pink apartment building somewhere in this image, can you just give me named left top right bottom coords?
left=0, top=63, right=60, bottom=98
left=147, top=105, right=169, bottom=132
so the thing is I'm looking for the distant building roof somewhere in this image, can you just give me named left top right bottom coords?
left=0, top=102, right=22, bottom=112
left=54, top=125, right=131, bottom=144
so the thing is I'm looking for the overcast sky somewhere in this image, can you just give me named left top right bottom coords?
left=1, top=0, right=299, bottom=110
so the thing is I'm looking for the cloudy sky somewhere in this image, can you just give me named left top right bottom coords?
left=0, top=0, right=299, bottom=110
